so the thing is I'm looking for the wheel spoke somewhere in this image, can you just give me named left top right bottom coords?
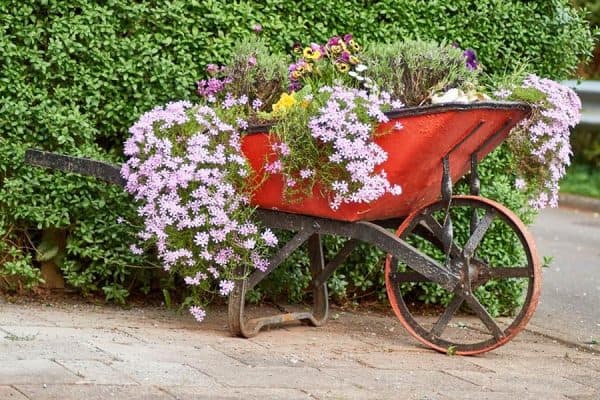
left=487, top=267, right=531, bottom=279
left=431, top=294, right=464, bottom=337
left=421, top=215, right=462, bottom=258
left=463, top=209, right=496, bottom=259
left=391, top=270, right=431, bottom=282
left=463, top=294, right=505, bottom=340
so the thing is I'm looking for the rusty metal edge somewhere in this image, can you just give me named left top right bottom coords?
left=245, top=101, right=532, bottom=134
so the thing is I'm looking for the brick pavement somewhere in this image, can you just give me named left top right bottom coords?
left=0, top=300, right=598, bottom=399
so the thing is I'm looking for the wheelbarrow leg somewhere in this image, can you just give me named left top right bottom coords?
left=228, top=233, right=330, bottom=338
left=228, top=266, right=250, bottom=337
left=306, top=233, right=329, bottom=326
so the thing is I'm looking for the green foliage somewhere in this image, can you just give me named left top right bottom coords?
left=362, top=40, right=480, bottom=105
left=219, top=39, right=289, bottom=111
left=571, top=126, right=600, bottom=167
left=0, top=1, right=593, bottom=309
left=574, top=0, right=600, bottom=26
left=560, top=162, right=600, bottom=198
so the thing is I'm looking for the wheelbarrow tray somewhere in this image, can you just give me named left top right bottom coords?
left=243, top=102, right=530, bottom=222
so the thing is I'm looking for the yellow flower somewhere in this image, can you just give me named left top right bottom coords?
left=272, top=92, right=297, bottom=115
left=349, top=55, right=360, bottom=65
left=348, top=40, right=360, bottom=52
left=330, top=44, right=342, bottom=55
left=335, top=62, right=350, bottom=73
left=303, top=47, right=322, bottom=60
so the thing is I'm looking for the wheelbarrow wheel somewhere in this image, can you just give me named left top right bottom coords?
left=385, top=195, right=541, bottom=355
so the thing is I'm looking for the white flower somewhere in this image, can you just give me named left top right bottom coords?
left=431, top=88, right=469, bottom=104
left=348, top=71, right=365, bottom=81
left=355, top=64, right=368, bottom=72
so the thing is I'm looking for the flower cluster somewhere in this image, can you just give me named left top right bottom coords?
left=501, top=75, right=581, bottom=209
left=288, top=34, right=365, bottom=91
left=268, top=86, right=404, bottom=209
left=196, top=64, right=232, bottom=102
left=122, top=100, right=276, bottom=321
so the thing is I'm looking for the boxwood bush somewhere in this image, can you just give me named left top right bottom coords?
left=0, top=1, right=593, bottom=311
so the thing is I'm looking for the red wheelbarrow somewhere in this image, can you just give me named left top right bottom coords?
left=26, top=101, right=539, bottom=355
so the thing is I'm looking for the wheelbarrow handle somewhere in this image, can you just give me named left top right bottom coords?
left=24, top=149, right=125, bottom=187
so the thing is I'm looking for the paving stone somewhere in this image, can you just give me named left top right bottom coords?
left=308, top=388, right=443, bottom=400
left=164, top=386, right=311, bottom=400
left=566, top=375, right=600, bottom=390
left=197, top=365, right=353, bottom=390
left=353, top=351, right=493, bottom=372
left=56, top=360, right=138, bottom=385
left=94, top=341, right=245, bottom=369
left=446, top=370, right=596, bottom=397
left=0, top=386, right=29, bottom=399
left=438, top=391, right=570, bottom=400
left=466, top=353, right=600, bottom=376
left=0, top=339, right=112, bottom=362
left=0, top=360, right=78, bottom=385
left=0, top=325, right=141, bottom=344
left=320, top=368, right=479, bottom=392
left=109, top=360, right=221, bottom=387
left=212, top=334, right=364, bottom=369
left=569, top=356, right=600, bottom=372
left=0, top=305, right=55, bottom=327
left=115, top=326, right=225, bottom=345
left=494, top=335, right=595, bottom=358
left=566, top=394, right=600, bottom=400
left=15, top=384, right=174, bottom=400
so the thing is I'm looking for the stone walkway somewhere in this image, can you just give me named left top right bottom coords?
left=0, top=300, right=598, bottom=399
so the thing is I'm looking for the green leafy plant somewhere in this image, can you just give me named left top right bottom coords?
left=362, top=40, right=480, bottom=105
left=0, top=0, right=593, bottom=313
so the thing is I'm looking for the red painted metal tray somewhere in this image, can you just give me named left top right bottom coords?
left=242, top=102, right=530, bottom=222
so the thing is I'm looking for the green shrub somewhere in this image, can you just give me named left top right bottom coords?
left=0, top=1, right=593, bottom=310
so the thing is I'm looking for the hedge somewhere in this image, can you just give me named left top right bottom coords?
left=0, top=1, right=593, bottom=308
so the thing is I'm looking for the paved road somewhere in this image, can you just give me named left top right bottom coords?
left=529, top=207, right=600, bottom=346
left=0, top=302, right=598, bottom=399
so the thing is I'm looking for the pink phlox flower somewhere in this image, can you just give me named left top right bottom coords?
left=214, top=247, right=234, bottom=266
left=239, top=223, right=258, bottom=236
left=243, top=238, right=256, bottom=249
left=299, top=169, right=314, bottom=179
left=194, top=232, right=210, bottom=247
left=285, top=177, right=296, bottom=187
left=189, top=306, right=206, bottom=322
left=206, top=63, right=219, bottom=75
left=251, top=252, right=270, bottom=271
left=184, top=271, right=208, bottom=286
left=264, top=160, right=282, bottom=174
left=219, top=279, right=235, bottom=296
left=129, top=244, right=144, bottom=255
left=252, top=98, right=263, bottom=110
left=261, top=229, right=278, bottom=247
left=207, top=266, right=220, bottom=278
left=210, top=228, right=228, bottom=243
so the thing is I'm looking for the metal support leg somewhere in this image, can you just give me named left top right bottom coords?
left=441, top=156, right=454, bottom=259
left=228, top=228, right=331, bottom=338
left=470, top=153, right=481, bottom=234
left=307, top=234, right=328, bottom=326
